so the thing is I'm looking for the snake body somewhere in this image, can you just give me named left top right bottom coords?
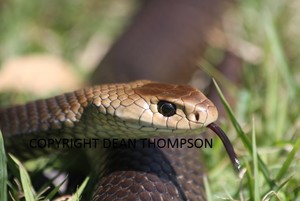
left=0, top=80, right=225, bottom=200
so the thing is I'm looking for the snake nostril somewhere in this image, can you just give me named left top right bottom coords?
left=195, top=112, right=200, bottom=121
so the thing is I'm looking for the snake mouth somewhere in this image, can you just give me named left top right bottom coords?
left=207, top=123, right=241, bottom=172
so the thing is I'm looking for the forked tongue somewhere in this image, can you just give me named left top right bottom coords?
left=207, top=123, right=241, bottom=172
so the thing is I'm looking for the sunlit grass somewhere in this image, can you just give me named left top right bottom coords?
left=203, top=0, right=300, bottom=200
left=0, top=0, right=138, bottom=70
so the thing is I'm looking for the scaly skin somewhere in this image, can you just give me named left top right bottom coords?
left=0, top=80, right=217, bottom=140
left=0, top=80, right=220, bottom=200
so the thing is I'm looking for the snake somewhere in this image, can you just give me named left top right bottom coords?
left=0, top=80, right=240, bottom=200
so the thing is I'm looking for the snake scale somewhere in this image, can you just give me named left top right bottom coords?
left=0, top=80, right=239, bottom=200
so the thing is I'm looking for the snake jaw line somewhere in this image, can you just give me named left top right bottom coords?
left=207, top=122, right=241, bottom=173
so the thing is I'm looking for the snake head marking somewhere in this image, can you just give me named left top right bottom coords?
left=113, top=81, right=219, bottom=133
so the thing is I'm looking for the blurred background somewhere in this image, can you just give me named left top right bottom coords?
left=0, top=0, right=300, bottom=200
left=0, top=0, right=138, bottom=101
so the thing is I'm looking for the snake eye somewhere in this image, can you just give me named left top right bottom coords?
left=157, top=101, right=176, bottom=117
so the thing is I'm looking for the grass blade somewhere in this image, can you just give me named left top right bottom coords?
left=275, top=138, right=300, bottom=181
left=0, top=130, right=7, bottom=201
left=264, top=10, right=297, bottom=98
left=70, top=177, right=89, bottom=201
left=252, top=117, right=260, bottom=200
left=10, top=154, right=36, bottom=201
left=45, top=176, right=68, bottom=200
left=212, top=79, right=274, bottom=187
left=204, top=175, right=212, bottom=201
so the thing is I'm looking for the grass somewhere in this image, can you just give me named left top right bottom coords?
left=0, top=130, right=8, bottom=201
left=202, top=0, right=300, bottom=200
left=1, top=0, right=300, bottom=200
left=0, top=133, right=89, bottom=201
left=10, top=154, right=36, bottom=201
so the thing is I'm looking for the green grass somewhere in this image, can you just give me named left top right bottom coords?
left=2, top=151, right=88, bottom=200
left=202, top=1, right=300, bottom=200
left=0, top=0, right=138, bottom=73
left=1, top=0, right=300, bottom=200
left=0, top=131, right=8, bottom=201
left=10, top=154, right=36, bottom=201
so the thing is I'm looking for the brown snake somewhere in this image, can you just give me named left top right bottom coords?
left=0, top=80, right=240, bottom=200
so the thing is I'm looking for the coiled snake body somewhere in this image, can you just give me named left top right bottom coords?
left=0, top=80, right=238, bottom=200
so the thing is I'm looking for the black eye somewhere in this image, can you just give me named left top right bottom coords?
left=157, top=101, right=176, bottom=117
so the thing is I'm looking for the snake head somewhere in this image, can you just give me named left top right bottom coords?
left=113, top=81, right=218, bottom=134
